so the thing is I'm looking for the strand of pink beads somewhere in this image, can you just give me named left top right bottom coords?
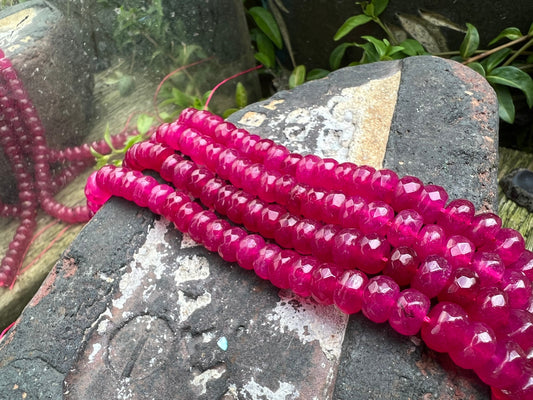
left=0, top=49, right=133, bottom=287
left=85, top=108, right=533, bottom=399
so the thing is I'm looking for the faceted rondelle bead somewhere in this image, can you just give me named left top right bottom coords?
left=253, top=243, right=281, bottom=280
left=482, top=228, right=525, bottom=266
left=508, top=250, right=533, bottom=280
left=387, top=209, right=424, bottom=248
left=218, top=227, right=247, bottom=263
left=438, top=267, right=480, bottom=308
left=370, top=168, right=399, bottom=204
left=417, top=184, right=448, bottom=224
left=311, top=224, right=341, bottom=262
left=226, top=190, right=254, bottom=225
left=295, top=154, right=323, bottom=186
left=334, top=269, right=368, bottom=314
left=338, top=195, right=366, bottom=228
left=204, top=142, right=225, bottom=172
left=391, top=176, right=423, bottom=212
left=474, top=340, right=527, bottom=389
left=186, top=168, right=214, bottom=199
left=317, top=158, right=339, bottom=191
left=203, top=219, right=231, bottom=252
left=258, top=170, right=282, bottom=203
left=469, top=287, right=510, bottom=329
left=251, top=138, right=275, bottom=163
left=229, top=157, right=251, bottom=189
left=279, top=153, right=303, bottom=176
left=332, top=228, right=362, bottom=269
left=411, top=255, right=453, bottom=299
left=414, top=224, right=447, bottom=261
left=499, top=270, right=532, bottom=309
left=420, top=302, right=470, bottom=353
left=292, top=219, right=321, bottom=255
left=444, top=235, right=475, bottom=269
left=288, top=256, right=320, bottom=297
left=388, top=288, right=430, bottom=336
left=334, top=162, right=358, bottom=194
left=199, top=178, right=225, bottom=209
left=242, top=199, right=265, bottom=233
left=259, top=204, right=286, bottom=239
left=466, top=212, right=502, bottom=247
left=273, top=175, right=296, bottom=206
left=286, top=184, right=309, bottom=216
left=269, top=250, right=299, bottom=289
left=358, top=201, right=394, bottom=236
left=236, top=234, right=266, bottom=270
left=147, top=185, right=174, bottom=215
left=310, top=263, right=343, bottom=305
left=274, top=213, right=300, bottom=249
left=438, top=199, right=475, bottom=235
left=495, top=309, right=533, bottom=354
left=238, top=134, right=261, bottom=157
left=471, top=252, right=505, bottom=287
left=188, top=210, right=217, bottom=244
left=382, top=246, right=419, bottom=287
left=448, top=321, right=497, bottom=370
left=241, top=163, right=265, bottom=196
left=351, top=165, right=376, bottom=199
left=301, top=188, right=327, bottom=222
left=264, top=144, right=289, bottom=171
left=216, top=148, right=240, bottom=180
left=174, top=202, right=203, bottom=233
left=355, top=233, right=390, bottom=274
left=361, top=275, right=400, bottom=323
left=214, top=185, right=238, bottom=216
left=322, top=192, right=346, bottom=225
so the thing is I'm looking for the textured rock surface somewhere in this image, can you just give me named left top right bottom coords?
left=0, top=56, right=498, bottom=399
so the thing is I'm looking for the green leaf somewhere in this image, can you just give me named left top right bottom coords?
left=358, top=42, right=380, bottom=63
left=254, top=52, right=275, bottom=69
left=255, top=31, right=276, bottom=68
left=124, top=134, right=145, bottom=150
left=487, top=66, right=533, bottom=107
left=467, top=62, right=485, bottom=77
left=399, top=39, right=426, bottom=56
left=362, top=36, right=388, bottom=58
left=460, top=23, right=480, bottom=59
left=137, top=114, right=154, bottom=135
left=330, top=42, right=356, bottom=70
left=306, top=68, right=330, bottom=81
left=333, top=14, right=372, bottom=41
left=249, top=7, right=283, bottom=49
left=289, top=65, right=306, bottom=89
left=222, top=108, right=239, bottom=118
left=488, top=27, right=523, bottom=46
left=372, top=0, right=389, bottom=16
left=103, top=124, right=115, bottom=151
left=482, top=48, right=512, bottom=74
left=362, top=3, right=374, bottom=17
left=90, top=146, right=103, bottom=159
left=529, top=22, right=533, bottom=35
left=235, top=82, right=248, bottom=109
left=493, top=84, right=515, bottom=123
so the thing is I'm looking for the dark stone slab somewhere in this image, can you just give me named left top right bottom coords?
left=0, top=56, right=498, bottom=400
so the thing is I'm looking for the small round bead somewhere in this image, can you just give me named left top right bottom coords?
left=358, top=201, right=394, bottom=236
left=467, top=212, right=502, bottom=247
left=411, top=255, right=453, bottom=298
left=438, top=267, right=480, bottom=308
left=310, top=263, right=343, bottom=305
left=474, top=340, right=527, bottom=389
left=392, top=176, right=423, bottom=212
left=499, top=270, right=532, bottom=309
left=448, top=321, right=496, bottom=370
left=383, top=246, right=419, bottom=287
left=311, top=224, right=340, bottom=263
left=370, top=169, right=399, bottom=204
left=469, top=287, right=510, bottom=329
left=438, top=199, right=475, bottom=234
left=292, top=219, right=321, bottom=255
left=332, top=228, right=362, bottom=269
left=295, top=154, right=323, bottom=186
left=421, top=302, right=470, bottom=353
left=269, top=250, right=298, bottom=289
left=259, top=204, right=286, bottom=239
left=413, top=224, right=447, bottom=260
left=444, top=235, right=475, bottom=269
left=334, top=269, right=369, bottom=314
left=389, top=288, right=430, bottom=336
left=288, top=256, right=320, bottom=297
left=236, top=234, right=266, bottom=270
left=387, top=209, right=424, bottom=248
left=253, top=244, right=281, bottom=280
left=203, top=219, right=231, bottom=252
left=218, top=227, right=247, bottom=262
left=417, top=184, right=448, bottom=224
left=355, top=233, right=390, bottom=274
left=362, top=275, right=400, bottom=323
left=471, top=251, right=505, bottom=287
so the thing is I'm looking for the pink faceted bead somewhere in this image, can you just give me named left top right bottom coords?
left=251, top=138, right=275, bottom=163
left=227, top=128, right=248, bottom=150
left=471, top=252, right=505, bottom=286
left=358, top=201, right=394, bottom=236
left=186, top=168, right=214, bottom=199
left=259, top=204, right=286, bottom=239
left=274, top=213, right=300, bottom=249
left=311, top=224, right=341, bottom=262
left=316, top=158, right=339, bottom=191
left=214, top=185, right=238, bottom=216
left=264, top=144, right=289, bottom=171
left=171, top=160, right=195, bottom=190
left=469, top=287, right=510, bottom=329
left=292, top=219, right=321, bottom=255
left=383, top=246, right=419, bottom=287
left=159, top=154, right=182, bottom=182
left=286, top=184, right=309, bottom=215
left=295, top=154, right=323, bottom=186
left=483, top=228, right=525, bottom=266
left=212, top=121, right=235, bottom=144
left=301, top=188, right=327, bottom=221
left=322, top=192, right=346, bottom=225
left=412, top=255, right=453, bottom=298
left=238, top=134, right=261, bottom=157
left=279, top=153, right=303, bottom=176
left=334, top=162, right=358, bottom=194
left=362, top=275, right=400, bottom=323
left=241, top=163, right=265, bottom=196
left=273, top=175, right=296, bottom=206
left=204, top=142, right=225, bottom=172
left=174, top=202, right=203, bottom=233
left=474, top=340, right=527, bottom=389
left=310, top=263, right=343, bottom=305
left=258, top=170, right=282, bottom=203
left=216, top=148, right=240, bottom=180
left=229, top=157, right=251, bottom=189
left=199, top=178, right=225, bottom=209
left=162, top=192, right=189, bottom=221
left=288, top=256, right=320, bottom=297
left=392, top=176, right=423, bottom=211
left=493, top=373, right=533, bottom=400
left=449, top=321, right=497, bottom=370
left=332, top=228, right=362, bottom=269
left=387, top=209, right=424, bottom=248
left=499, top=270, right=532, bottom=309
left=508, top=250, right=533, bottom=280
left=242, top=199, right=265, bottom=233
left=467, top=212, right=502, bottom=247
left=444, top=235, right=475, bottom=269
left=495, top=309, right=533, bottom=354
left=438, top=267, right=480, bottom=308
left=421, top=302, right=470, bottom=353
left=200, top=219, right=229, bottom=251
left=338, top=195, right=366, bottom=228
left=218, top=227, right=247, bottom=263
left=269, top=249, right=298, bottom=289
left=438, top=199, right=475, bottom=235
left=226, top=190, right=254, bottom=225
left=351, top=165, right=376, bottom=199
left=188, top=134, right=212, bottom=166
left=370, top=169, right=399, bottom=204
left=417, top=184, right=448, bottom=224
left=188, top=210, right=217, bottom=244
left=389, top=288, right=430, bottom=336
left=253, top=243, right=281, bottom=280
left=334, top=269, right=369, bottom=314
left=355, top=233, right=390, bottom=274
left=147, top=185, right=174, bottom=215
left=414, top=224, right=447, bottom=260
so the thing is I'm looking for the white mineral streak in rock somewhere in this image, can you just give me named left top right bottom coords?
left=241, top=377, right=300, bottom=400
left=180, top=232, right=201, bottom=249
left=192, top=364, right=227, bottom=395
left=177, top=291, right=212, bottom=323
left=87, top=343, right=102, bottom=364
left=174, top=254, right=210, bottom=284
left=266, top=291, right=348, bottom=361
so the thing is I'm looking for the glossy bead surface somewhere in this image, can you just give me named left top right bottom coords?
left=236, top=234, right=266, bottom=270
left=474, top=340, right=527, bottom=389
left=508, top=250, right=533, bottom=280
left=311, top=224, right=340, bottom=262
left=310, top=263, right=342, bottom=305
left=499, top=270, right=532, bottom=309
left=253, top=243, right=281, bottom=280
left=295, top=154, right=322, bottom=186
left=449, top=321, right=496, bottom=369
left=389, top=288, right=430, bottom=336
left=288, top=256, right=320, bottom=297
left=203, top=219, right=231, bottom=252
left=469, top=287, right=510, bottom=329
left=444, top=235, right=475, bottom=269
left=392, top=176, right=423, bottom=211
left=362, top=275, right=400, bottom=323
left=414, top=224, right=447, bottom=260
left=387, top=209, right=424, bottom=248
left=438, top=267, right=480, bottom=308
left=218, top=227, right=247, bottom=263
left=383, top=246, right=419, bottom=286
left=421, top=302, right=470, bottom=353
left=332, top=228, right=361, bottom=269
left=292, top=219, right=321, bottom=255
left=269, top=250, right=298, bottom=289
left=418, top=184, right=448, bottom=223
left=411, top=255, right=452, bottom=298
left=334, top=269, right=368, bottom=314
left=471, top=252, right=505, bottom=287
left=358, top=201, right=394, bottom=236
left=483, top=228, right=525, bottom=266
left=370, top=169, right=398, bottom=203
left=467, top=212, right=502, bottom=247
left=355, top=233, right=390, bottom=274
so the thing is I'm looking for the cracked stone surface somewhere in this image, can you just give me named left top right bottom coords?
left=0, top=56, right=497, bottom=399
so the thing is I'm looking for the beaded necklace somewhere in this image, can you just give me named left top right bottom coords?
left=86, top=107, right=533, bottom=400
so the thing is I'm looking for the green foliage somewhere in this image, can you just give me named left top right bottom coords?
left=460, top=23, right=479, bottom=58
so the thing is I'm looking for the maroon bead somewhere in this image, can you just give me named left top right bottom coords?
left=362, top=275, right=400, bottom=323
left=288, top=256, right=320, bottom=297
left=389, top=288, right=430, bottom=336
left=334, top=269, right=368, bottom=314
left=383, top=246, right=419, bottom=287
left=236, top=234, right=266, bottom=270
left=392, top=176, right=423, bottom=211
left=421, top=302, right=470, bottom=353
left=218, top=227, right=247, bottom=263
left=253, top=243, right=281, bottom=280
left=412, top=255, right=452, bottom=299
left=310, top=263, right=342, bottom=305
left=269, top=249, right=298, bottom=289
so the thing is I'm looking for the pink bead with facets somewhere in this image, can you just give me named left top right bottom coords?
left=188, top=210, right=217, bottom=244
left=242, top=198, right=265, bottom=233
left=444, top=235, right=475, bottom=269
left=355, top=233, right=390, bottom=275
left=264, top=144, right=289, bottom=171
left=236, top=234, right=266, bottom=270
left=370, top=169, right=399, bottom=204
left=351, top=165, right=376, bottom=199
left=287, top=184, right=309, bottom=216
left=288, top=256, right=320, bottom=297
left=241, top=163, right=265, bottom=197
left=311, top=224, right=340, bottom=262
left=438, top=267, right=480, bottom=308
left=186, top=168, right=214, bottom=199
left=218, top=227, right=247, bottom=263
left=509, top=250, right=533, bottom=280
left=438, top=199, right=475, bottom=235
left=411, top=255, right=453, bottom=299
left=310, top=263, right=342, bottom=305
left=334, top=269, right=368, bottom=314
left=333, top=162, right=358, bottom=194
left=292, top=219, right=321, bottom=255
left=332, top=228, right=362, bottom=269
left=214, top=185, right=238, bottom=216
left=258, top=170, right=282, bottom=203
left=269, top=249, right=298, bottom=289
left=389, top=288, right=430, bottom=336
left=259, top=204, right=286, bottom=239
left=132, top=176, right=158, bottom=208
left=387, top=209, right=424, bottom=248
left=251, top=138, right=275, bottom=163
left=295, top=154, right=323, bottom=186
left=417, top=184, right=448, bottom=224
left=471, top=252, right=505, bottom=287
left=338, top=195, right=366, bottom=228
left=421, top=302, right=470, bottom=353
left=474, top=340, right=527, bottom=389
left=301, top=188, right=327, bottom=222
left=495, top=309, right=533, bottom=354
left=226, top=190, right=254, bottom=225
left=499, top=270, right=532, bottom=309
left=174, top=202, right=203, bottom=233
left=392, top=176, right=423, bottom=212
left=362, top=275, right=400, bottom=323
left=414, top=224, right=447, bottom=260
left=274, top=213, right=300, bottom=249
left=481, top=228, right=525, bottom=266
left=147, top=185, right=175, bottom=215
left=322, top=192, right=346, bottom=224
left=358, top=201, right=394, bottom=236
left=317, top=158, right=339, bottom=191
left=449, top=321, right=497, bottom=370
left=253, top=243, right=280, bottom=280
left=279, top=153, right=303, bottom=176
left=199, top=178, right=225, bottom=209
left=383, top=246, right=419, bottom=286
left=203, top=219, right=231, bottom=252
left=469, top=287, right=510, bottom=329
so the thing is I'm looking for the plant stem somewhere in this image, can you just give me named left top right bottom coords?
left=503, top=36, right=533, bottom=66
left=375, top=18, right=398, bottom=46
left=462, top=34, right=532, bottom=64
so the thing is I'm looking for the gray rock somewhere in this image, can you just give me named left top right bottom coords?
left=0, top=56, right=497, bottom=399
